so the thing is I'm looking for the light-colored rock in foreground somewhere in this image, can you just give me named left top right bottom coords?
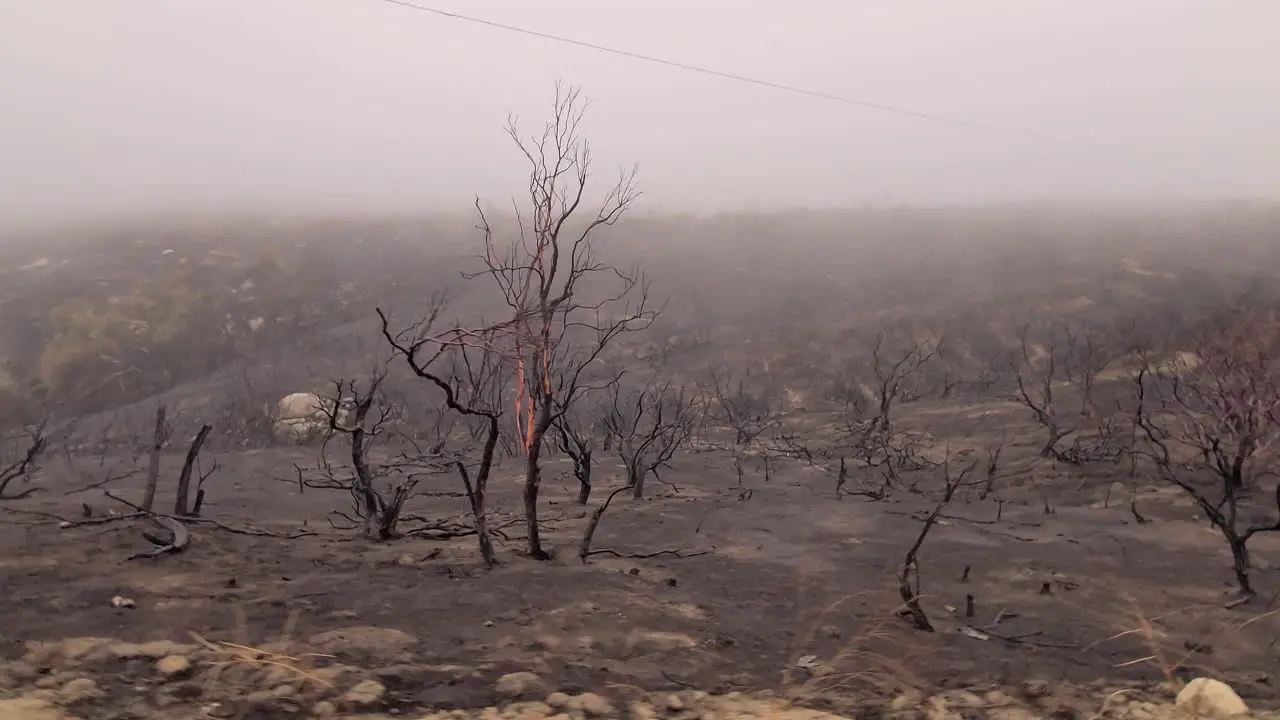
left=1176, top=678, right=1250, bottom=719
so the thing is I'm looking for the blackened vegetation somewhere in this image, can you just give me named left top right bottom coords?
left=1129, top=310, right=1280, bottom=601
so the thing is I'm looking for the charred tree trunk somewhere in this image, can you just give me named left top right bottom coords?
left=1039, top=424, right=1073, bottom=459
left=457, top=413, right=500, bottom=568
left=524, top=399, right=554, bottom=560
left=1226, top=531, right=1254, bottom=597
left=627, top=459, right=646, bottom=499
left=573, top=451, right=593, bottom=504
left=1229, top=454, right=1246, bottom=490
left=142, top=405, right=168, bottom=512
left=173, top=424, right=212, bottom=516
left=578, top=485, right=629, bottom=563
left=349, top=424, right=386, bottom=541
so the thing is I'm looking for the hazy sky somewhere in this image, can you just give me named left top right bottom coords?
left=2, top=1, right=1277, bottom=227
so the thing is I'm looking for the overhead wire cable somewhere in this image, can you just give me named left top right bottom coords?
left=374, top=0, right=1099, bottom=150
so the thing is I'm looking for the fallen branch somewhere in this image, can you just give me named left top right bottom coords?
left=578, top=486, right=629, bottom=563
left=61, top=467, right=144, bottom=496
left=127, top=515, right=189, bottom=560
left=578, top=484, right=711, bottom=562
left=95, top=490, right=315, bottom=539
left=581, top=546, right=710, bottom=560
left=966, top=625, right=1078, bottom=649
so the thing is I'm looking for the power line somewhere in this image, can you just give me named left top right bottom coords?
left=373, top=0, right=1090, bottom=149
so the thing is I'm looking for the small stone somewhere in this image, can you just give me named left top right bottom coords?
left=312, top=701, right=337, bottom=717
left=545, top=692, right=571, bottom=709
left=0, top=697, right=70, bottom=720
left=568, top=692, right=614, bottom=716
left=495, top=671, right=543, bottom=698
left=630, top=700, right=657, bottom=720
left=1176, top=677, right=1249, bottom=718
left=665, top=694, right=685, bottom=711
left=110, top=595, right=136, bottom=609
left=35, top=674, right=64, bottom=689
left=526, top=634, right=562, bottom=651
left=104, top=640, right=195, bottom=660
left=890, top=693, right=921, bottom=711
left=624, top=630, right=697, bottom=655
left=502, top=701, right=551, bottom=720
left=57, top=677, right=102, bottom=704
left=156, top=655, right=192, bottom=678
left=1021, top=679, right=1051, bottom=699
left=342, top=679, right=386, bottom=707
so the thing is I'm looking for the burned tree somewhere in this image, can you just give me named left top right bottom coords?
left=379, top=303, right=510, bottom=568
left=295, top=364, right=438, bottom=542
left=141, top=405, right=169, bottom=512
left=466, top=83, right=657, bottom=559
left=552, top=387, right=612, bottom=505
left=897, top=441, right=1004, bottom=631
left=603, top=377, right=698, bottom=499
left=699, top=364, right=784, bottom=485
left=1059, top=320, right=1120, bottom=418
left=437, top=344, right=508, bottom=568
left=780, top=330, right=939, bottom=498
left=0, top=416, right=49, bottom=500
left=702, top=364, right=781, bottom=446
left=173, top=422, right=214, bottom=517
left=1012, top=323, right=1080, bottom=460
left=1130, top=313, right=1280, bottom=601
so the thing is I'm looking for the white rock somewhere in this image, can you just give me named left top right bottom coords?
left=494, top=671, right=543, bottom=697
left=1175, top=678, right=1249, bottom=719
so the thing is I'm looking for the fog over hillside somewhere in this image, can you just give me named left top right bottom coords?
left=5, top=5, right=1280, bottom=719
left=2, top=1, right=1279, bottom=228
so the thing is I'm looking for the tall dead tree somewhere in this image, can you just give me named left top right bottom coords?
left=468, top=83, right=656, bottom=559
left=1130, top=314, right=1280, bottom=601
left=603, top=378, right=698, bottom=499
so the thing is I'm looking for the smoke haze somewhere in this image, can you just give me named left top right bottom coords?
left=2, top=0, right=1278, bottom=228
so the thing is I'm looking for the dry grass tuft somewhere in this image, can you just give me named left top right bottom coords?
left=780, top=570, right=930, bottom=699
left=1085, top=590, right=1280, bottom=692
left=189, top=606, right=335, bottom=719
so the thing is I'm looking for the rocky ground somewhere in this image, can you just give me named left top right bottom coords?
left=3, top=401, right=1280, bottom=719
left=0, top=635, right=1271, bottom=720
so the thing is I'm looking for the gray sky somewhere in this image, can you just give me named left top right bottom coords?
left=2, top=1, right=1277, bottom=227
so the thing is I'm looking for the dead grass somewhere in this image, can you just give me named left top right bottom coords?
left=781, top=569, right=928, bottom=698
left=190, top=606, right=335, bottom=719
left=1084, top=590, right=1280, bottom=691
